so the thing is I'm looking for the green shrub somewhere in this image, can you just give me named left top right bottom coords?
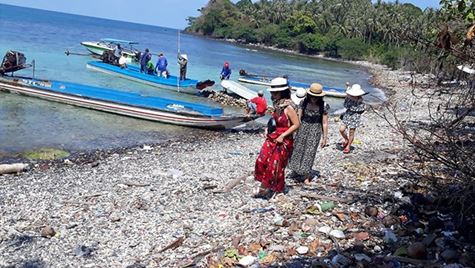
left=337, top=38, right=368, bottom=60
left=296, top=33, right=326, bottom=54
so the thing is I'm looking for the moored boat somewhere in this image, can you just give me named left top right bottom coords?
left=238, top=75, right=346, bottom=98
left=81, top=38, right=140, bottom=64
left=221, top=80, right=257, bottom=100
left=0, top=75, right=251, bottom=129
left=86, top=61, right=215, bottom=94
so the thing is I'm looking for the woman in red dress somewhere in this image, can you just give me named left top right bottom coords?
left=254, top=77, right=300, bottom=199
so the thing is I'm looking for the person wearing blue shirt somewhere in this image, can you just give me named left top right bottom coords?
left=220, top=61, right=231, bottom=80
left=155, top=53, right=168, bottom=78
left=140, top=48, right=152, bottom=73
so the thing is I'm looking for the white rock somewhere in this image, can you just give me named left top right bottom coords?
left=296, top=246, right=309, bottom=255
left=273, top=215, right=284, bottom=226
left=318, top=226, right=332, bottom=235
left=329, top=230, right=345, bottom=239
left=239, top=256, right=256, bottom=266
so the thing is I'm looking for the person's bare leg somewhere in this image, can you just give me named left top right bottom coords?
left=344, top=128, right=356, bottom=151
left=339, top=125, right=349, bottom=146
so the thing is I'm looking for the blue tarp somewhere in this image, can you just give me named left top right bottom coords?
left=100, top=38, right=139, bottom=45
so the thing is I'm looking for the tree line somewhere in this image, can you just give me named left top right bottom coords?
left=185, top=0, right=443, bottom=68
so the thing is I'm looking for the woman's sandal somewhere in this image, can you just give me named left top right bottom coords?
left=340, top=141, right=349, bottom=148
left=253, top=188, right=274, bottom=200
left=343, top=147, right=351, bottom=154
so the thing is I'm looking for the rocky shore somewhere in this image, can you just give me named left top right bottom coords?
left=1, top=62, right=473, bottom=268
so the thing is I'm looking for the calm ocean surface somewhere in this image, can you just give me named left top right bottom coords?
left=0, top=4, right=383, bottom=156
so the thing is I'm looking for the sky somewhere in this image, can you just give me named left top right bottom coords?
left=0, top=0, right=440, bottom=29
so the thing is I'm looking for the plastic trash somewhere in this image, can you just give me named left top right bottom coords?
left=247, top=207, right=274, bottom=213
left=383, top=229, right=398, bottom=244
left=316, top=201, right=335, bottom=212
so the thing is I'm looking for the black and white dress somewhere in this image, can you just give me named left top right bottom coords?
left=342, top=97, right=365, bottom=128
left=288, top=102, right=330, bottom=177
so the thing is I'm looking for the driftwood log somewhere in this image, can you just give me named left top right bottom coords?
left=0, top=163, right=28, bottom=175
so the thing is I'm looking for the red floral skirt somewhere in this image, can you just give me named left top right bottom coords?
left=254, top=129, right=293, bottom=193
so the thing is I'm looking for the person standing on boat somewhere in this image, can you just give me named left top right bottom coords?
left=288, top=83, right=329, bottom=184
left=113, top=44, right=122, bottom=60
left=155, top=53, right=169, bottom=78
left=254, top=77, right=300, bottom=200
left=220, top=62, right=231, bottom=80
left=245, top=90, right=267, bottom=116
left=177, top=53, right=188, bottom=80
left=339, top=84, right=366, bottom=154
left=140, top=48, right=152, bottom=73
left=146, top=59, right=155, bottom=75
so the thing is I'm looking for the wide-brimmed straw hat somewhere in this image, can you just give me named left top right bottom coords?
left=307, top=83, right=325, bottom=97
left=267, top=77, right=289, bottom=92
left=346, top=84, right=365, bottom=97
left=291, top=87, right=307, bottom=105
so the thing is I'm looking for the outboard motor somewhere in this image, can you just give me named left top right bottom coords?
left=134, top=51, right=141, bottom=63
left=101, top=50, right=118, bottom=65
left=0, top=50, right=27, bottom=74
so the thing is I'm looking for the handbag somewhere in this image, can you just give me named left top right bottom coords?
left=267, top=116, right=277, bottom=134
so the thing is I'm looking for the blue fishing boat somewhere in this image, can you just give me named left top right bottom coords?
left=0, top=51, right=250, bottom=129
left=0, top=75, right=250, bottom=129
left=86, top=61, right=215, bottom=94
left=238, top=75, right=346, bottom=98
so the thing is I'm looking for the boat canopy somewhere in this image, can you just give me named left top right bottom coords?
left=100, top=38, right=139, bottom=45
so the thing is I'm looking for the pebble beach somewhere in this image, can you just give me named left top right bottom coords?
left=1, top=61, right=473, bottom=267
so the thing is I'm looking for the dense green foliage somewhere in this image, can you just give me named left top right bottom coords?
left=186, top=0, right=442, bottom=68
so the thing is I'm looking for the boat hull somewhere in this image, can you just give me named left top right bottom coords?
left=81, top=42, right=138, bottom=64
left=0, top=77, right=248, bottom=129
left=238, top=76, right=346, bottom=98
left=86, top=61, right=201, bottom=95
left=221, top=80, right=257, bottom=100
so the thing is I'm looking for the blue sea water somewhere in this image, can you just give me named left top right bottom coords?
left=0, top=4, right=383, bottom=156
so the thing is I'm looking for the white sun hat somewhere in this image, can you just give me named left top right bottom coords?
left=346, top=84, right=366, bottom=97
left=267, top=77, right=289, bottom=92
left=181, top=54, right=188, bottom=60
left=291, top=87, right=307, bottom=105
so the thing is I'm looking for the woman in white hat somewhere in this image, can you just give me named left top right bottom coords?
left=254, top=77, right=300, bottom=199
left=339, top=84, right=366, bottom=154
left=288, top=83, right=330, bottom=184
left=291, top=87, right=307, bottom=105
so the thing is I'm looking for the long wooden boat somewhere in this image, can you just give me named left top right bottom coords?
left=238, top=75, right=346, bottom=98
left=86, top=61, right=214, bottom=95
left=0, top=75, right=252, bottom=129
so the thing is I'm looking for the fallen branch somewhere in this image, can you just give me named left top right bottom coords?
left=158, top=236, right=185, bottom=253
left=122, top=182, right=151, bottom=187
left=0, top=163, right=28, bottom=175
left=213, top=173, right=251, bottom=193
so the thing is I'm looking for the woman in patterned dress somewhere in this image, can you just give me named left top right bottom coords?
left=339, top=84, right=366, bottom=154
left=254, top=77, right=300, bottom=199
left=289, top=83, right=329, bottom=184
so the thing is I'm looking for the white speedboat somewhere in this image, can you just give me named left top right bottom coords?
left=80, top=38, right=140, bottom=64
